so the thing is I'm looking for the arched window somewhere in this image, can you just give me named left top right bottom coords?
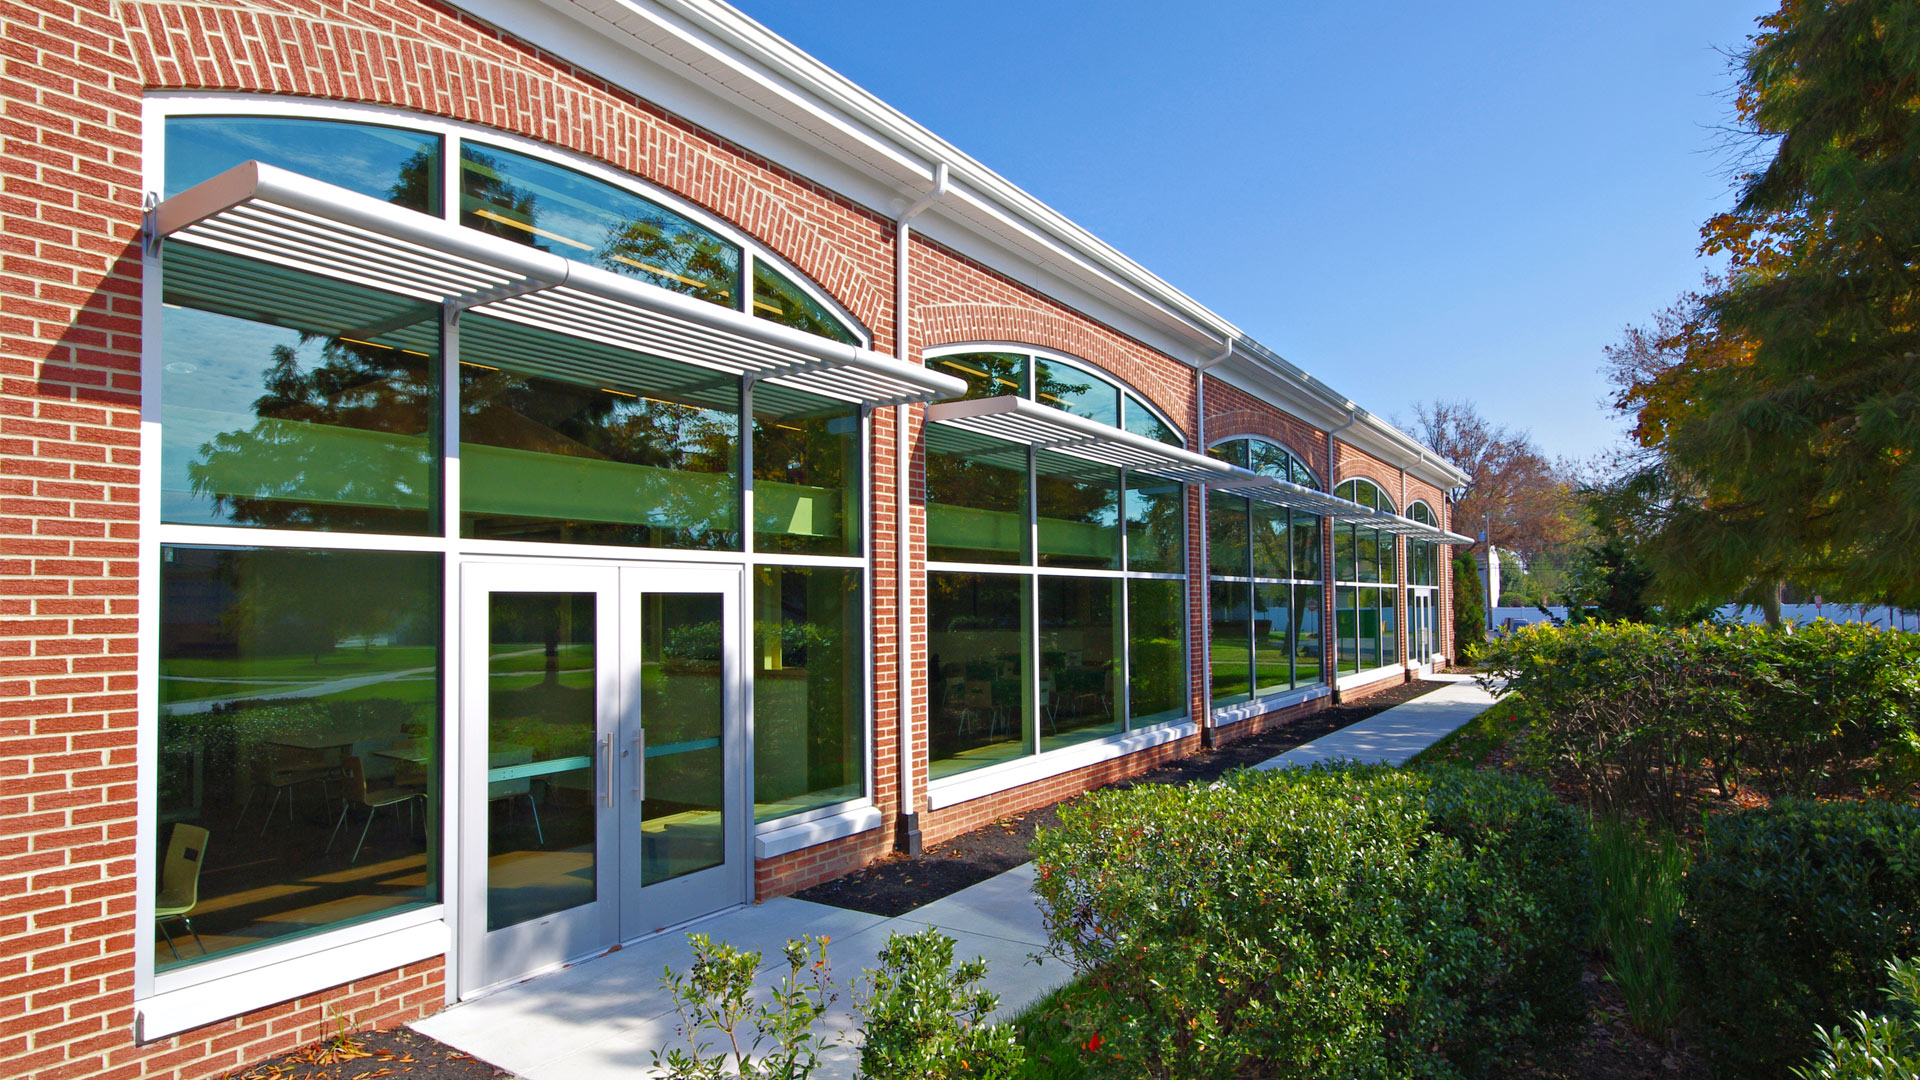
left=1204, top=438, right=1323, bottom=708
left=1332, top=478, right=1398, bottom=674
left=920, top=347, right=1190, bottom=781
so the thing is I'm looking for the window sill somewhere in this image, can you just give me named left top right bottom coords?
left=1212, top=684, right=1331, bottom=728
left=754, top=803, right=883, bottom=859
left=1336, top=665, right=1407, bottom=692
left=137, top=911, right=449, bottom=1041
left=925, top=720, right=1199, bottom=812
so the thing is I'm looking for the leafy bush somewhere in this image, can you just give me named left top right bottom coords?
left=1453, top=551, right=1486, bottom=662
left=1682, top=799, right=1920, bottom=1078
left=854, top=926, right=1024, bottom=1080
left=653, top=933, right=837, bottom=1080
left=1478, top=622, right=1920, bottom=825
left=1589, top=818, right=1687, bottom=1039
left=1794, top=956, right=1920, bottom=1080
left=1028, top=763, right=1590, bottom=1079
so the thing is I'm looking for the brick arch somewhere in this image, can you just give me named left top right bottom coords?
left=116, top=0, right=891, bottom=335
left=919, top=302, right=1188, bottom=425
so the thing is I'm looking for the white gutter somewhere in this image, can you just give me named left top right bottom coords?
left=1193, top=338, right=1232, bottom=745
left=891, top=162, right=947, bottom=855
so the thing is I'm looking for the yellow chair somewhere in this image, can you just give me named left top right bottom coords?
left=155, top=824, right=209, bottom=959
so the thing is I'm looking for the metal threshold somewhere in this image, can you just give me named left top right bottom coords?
left=152, top=161, right=967, bottom=408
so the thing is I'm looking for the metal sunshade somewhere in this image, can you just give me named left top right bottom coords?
left=923, top=394, right=1236, bottom=484
left=1213, top=471, right=1367, bottom=518
left=152, top=161, right=967, bottom=408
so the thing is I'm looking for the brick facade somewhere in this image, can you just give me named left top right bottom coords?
left=1, top=0, right=1460, bottom=1074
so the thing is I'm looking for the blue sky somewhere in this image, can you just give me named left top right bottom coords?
left=732, top=1, right=1773, bottom=464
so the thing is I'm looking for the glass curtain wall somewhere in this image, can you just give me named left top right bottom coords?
left=1205, top=438, right=1324, bottom=709
left=925, top=350, right=1189, bottom=781
left=154, top=113, right=872, bottom=975
left=1333, top=479, right=1401, bottom=674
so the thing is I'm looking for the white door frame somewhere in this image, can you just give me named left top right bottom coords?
left=455, top=558, right=748, bottom=998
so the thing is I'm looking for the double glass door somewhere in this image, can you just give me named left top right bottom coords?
left=1409, top=589, right=1437, bottom=667
left=458, top=561, right=744, bottom=994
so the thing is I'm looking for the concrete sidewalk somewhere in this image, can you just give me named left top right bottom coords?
left=415, top=671, right=1496, bottom=1078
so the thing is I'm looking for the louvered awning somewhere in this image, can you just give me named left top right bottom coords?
left=923, top=395, right=1235, bottom=483
left=1358, top=511, right=1478, bottom=544
left=1213, top=472, right=1366, bottom=517
left=153, top=161, right=967, bottom=408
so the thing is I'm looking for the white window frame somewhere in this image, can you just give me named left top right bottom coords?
left=135, top=95, right=882, bottom=1027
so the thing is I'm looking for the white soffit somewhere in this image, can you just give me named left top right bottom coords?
left=153, top=161, right=967, bottom=408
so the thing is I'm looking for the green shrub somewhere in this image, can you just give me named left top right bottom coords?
left=652, top=933, right=837, bottom=1080
left=1453, top=551, right=1486, bottom=662
left=1589, top=818, right=1687, bottom=1039
left=854, top=926, right=1024, bottom=1080
left=1478, top=622, right=1920, bottom=825
left=1794, top=956, right=1920, bottom=1080
left=1682, top=799, right=1920, bottom=1078
left=1028, top=763, right=1590, bottom=1079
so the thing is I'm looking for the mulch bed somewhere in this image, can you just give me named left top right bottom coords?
left=1513, top=962, right=1704, bottom=1080
left=226, top=1027, right=512, bottom=1080
left=795, top=677, right=1450, bottom=917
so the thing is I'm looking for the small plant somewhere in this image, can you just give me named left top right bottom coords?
left=1794, top=956, right=1920, bottom=1080
left=652, top=933, right=838, bottom=1080
left=1589, top=817, right=1687, bottom=1039
left=853, top=927, right=1024, bottom=1080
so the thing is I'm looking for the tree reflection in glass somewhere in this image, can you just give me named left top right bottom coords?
left=458, top=316, right=740, bottom=550
left=161, top=248, right=439, bottom=534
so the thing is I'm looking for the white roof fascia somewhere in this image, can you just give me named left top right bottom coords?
left=444, top=0, right=1469, bottom=484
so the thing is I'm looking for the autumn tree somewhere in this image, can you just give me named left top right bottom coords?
left=1404, top=399, right=1581, bottom=566
left=1606, top=0, right=1920, bottom=613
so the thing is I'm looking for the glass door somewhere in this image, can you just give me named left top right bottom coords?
left=460, top=562, right=620, bottom=992
left=458, top=562, right=745, bottom=995
left=618, top=569, right=744, bottom=936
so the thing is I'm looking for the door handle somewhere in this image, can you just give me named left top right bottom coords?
left=633, top=730, right=645, bottom=801
left=600, top=734, right=613, bottom=807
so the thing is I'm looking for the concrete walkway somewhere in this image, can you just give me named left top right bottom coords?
left=414, top=671, right=1495, bottom=1078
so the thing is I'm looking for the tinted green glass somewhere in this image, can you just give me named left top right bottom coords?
left=1247, top=439, right=1295, bottom=481
left=1039, top=577, right=1121, bottom=752
left=1253, top=583, right=1293, bottom=696
left=640, top=592, right=726, bottom=885
left=459, top=315, right=740, bottom=550
left=1381, top=589, right=1399, bottom=668
left=1208, top=494, right=1249, bottom=577
left=1380, top=532, right=1398, bottom=583
left=751, top=261, right=859, bottom=344
left=1252, top=503, right=1290, bottom=581
left=1036, top=451, right=1119, bottom=570
left=160, top=247, right=438, bottom=534
left=1033, top=359, right=1118, bottom=428
left=1125, top=475, right=1184, bottom=574
left=753, top=566, right=862, bottom=821
left=1294, top=585, right=1323, bottom=686
left=461, top=142, right=740, bottom=307
left=157, top=545, right=440, bottom=970
left=486, top=590, right=596, bottom=930
left=1334, top=522, right=1356, bottom=582
left=1207, top=440, right=1248, bottom=469
left=754, top=385, right=860, bottom=556
left=165, top=115, right=441, bottom=212
left=1128, top=578, right=1187, bottom=726
left=1209, top=579, right=1252, bottom=706
left=1358, top=528, right=1379, bottom=583
left=1292, top=514, right=1322, bottom=582
left=1123, top=393, right=1181, bottom=446
left=1336, top=586, right=1360, bottom=674
left=928, top=352, right=1025, bottom=401
left=928, top=572, right=1030, bottom=779
left=1358, top=589, right=1382, bottom=668
left=926, top=424, right=1027, bottom=564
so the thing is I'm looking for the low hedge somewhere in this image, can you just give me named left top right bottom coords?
left=1029, top=764, right=1590, bottom=1080
left=1477, top=622, right=1920, bottom=825
left=1682, top=798, right=1920, bottom=1078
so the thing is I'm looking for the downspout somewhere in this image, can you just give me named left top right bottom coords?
left=893, top=162, right=947, bottom=856
left=1326, top=411, right=1358, bottom=697
left=1193, top=337, right=1232, bottom=748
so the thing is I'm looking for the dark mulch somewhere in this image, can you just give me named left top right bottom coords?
left=1514, top=962, right=1704, bottom=1079
left=795, top=677, right=1452, bottom=917
left=227, top=1027, right=513, bottom=1080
